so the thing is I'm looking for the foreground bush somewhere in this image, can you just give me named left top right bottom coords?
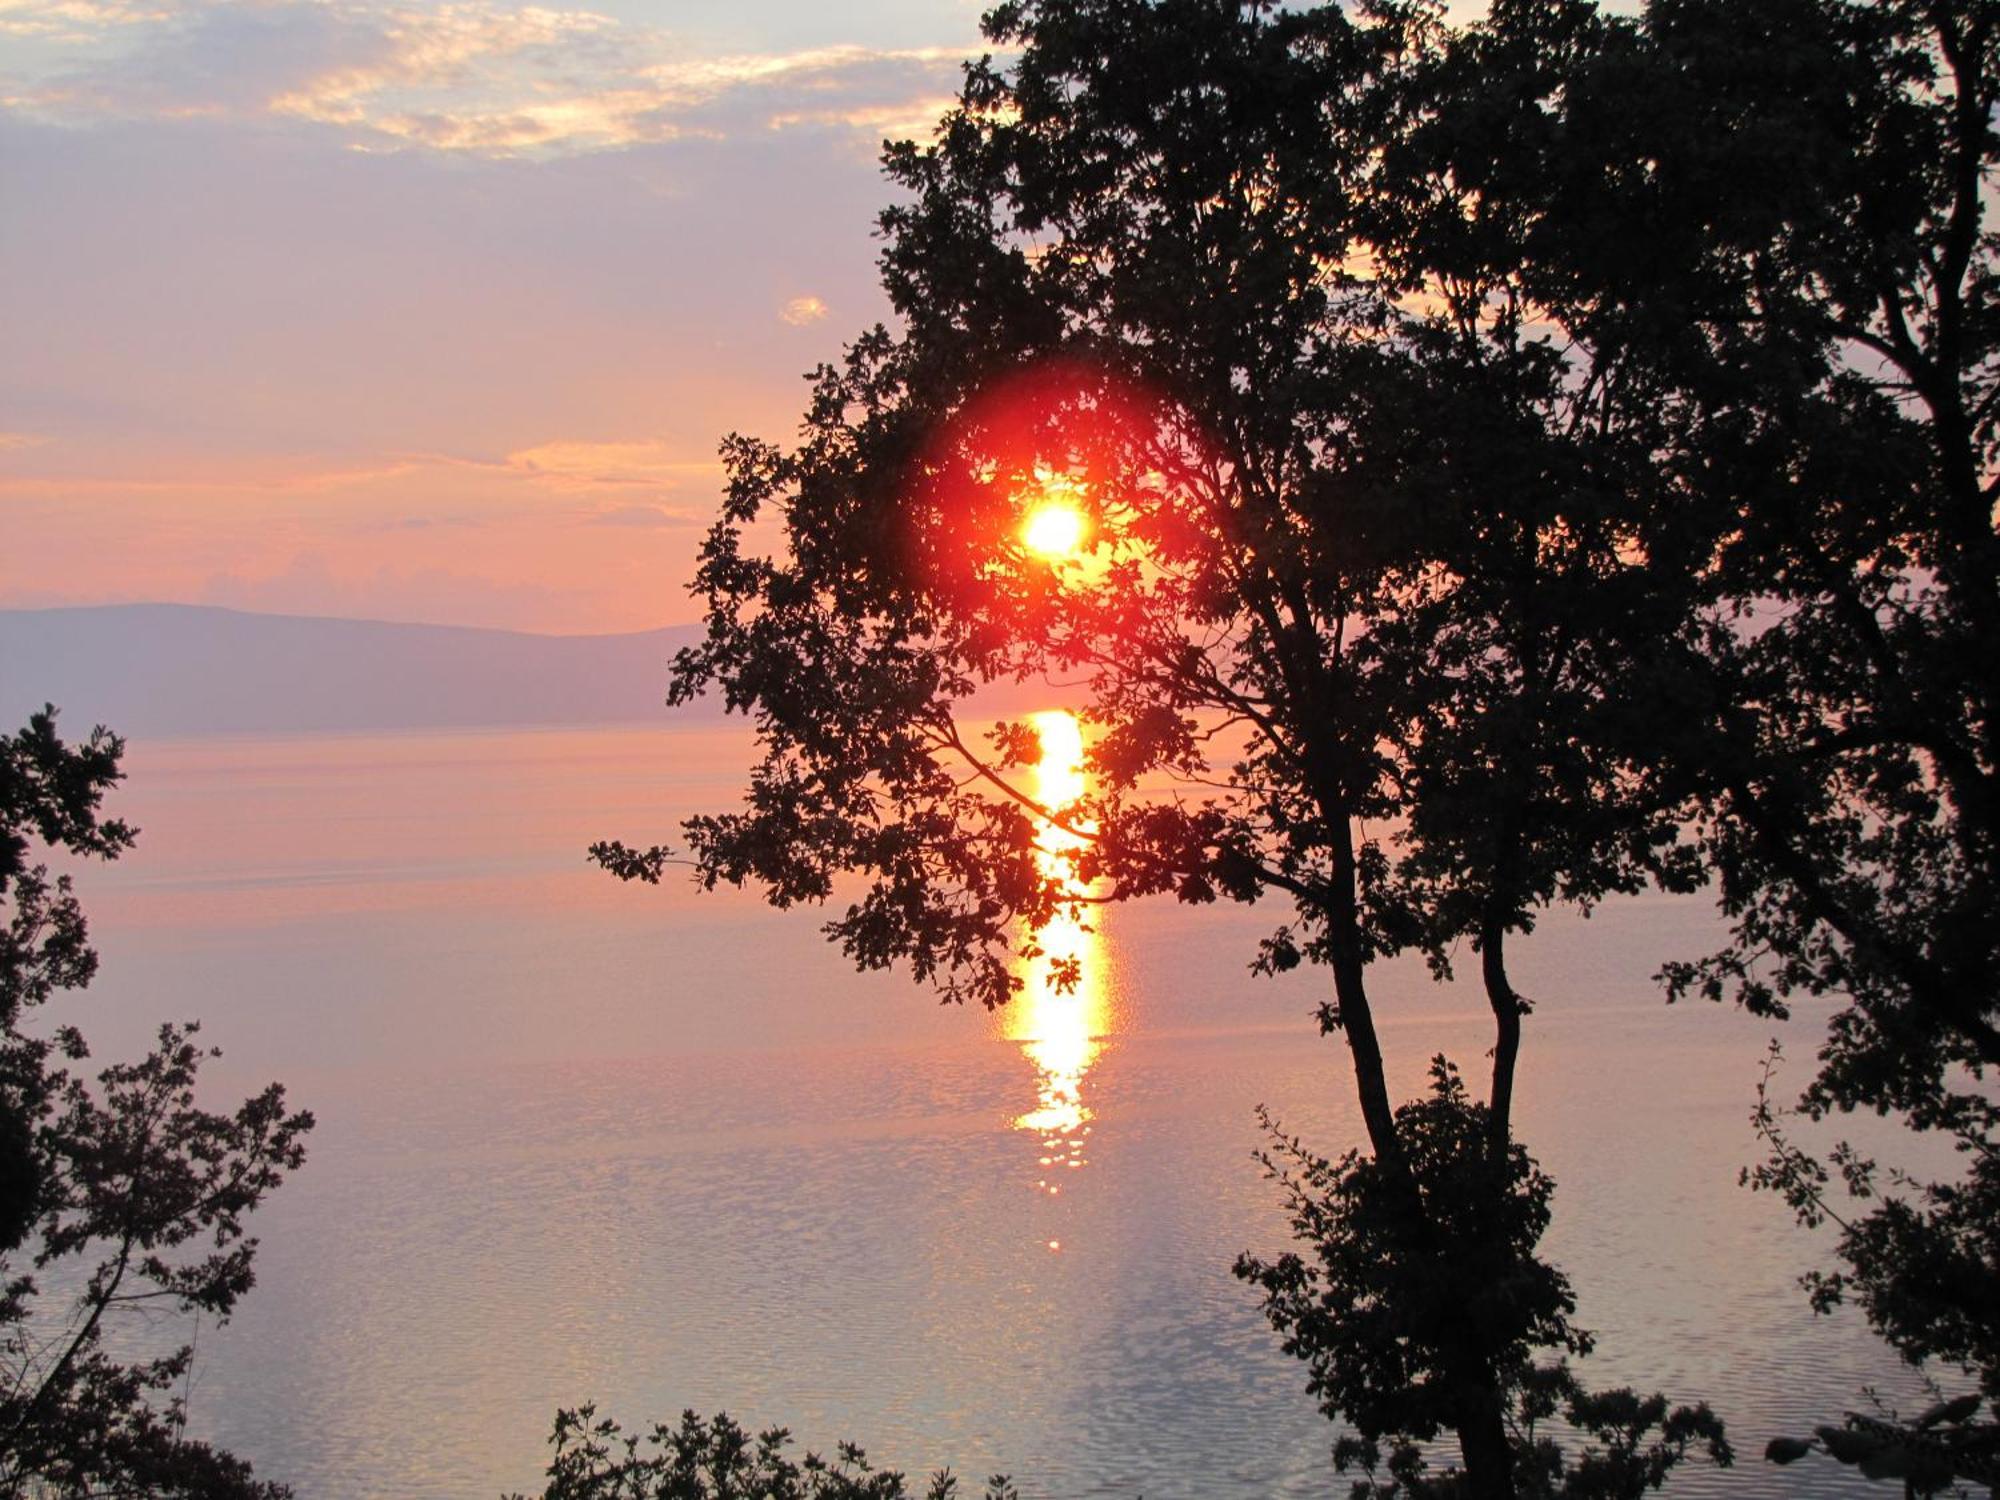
left=1239, top=1062, right=1731, bottom=1500
left=509, top=1407, right=1018, bottom=1500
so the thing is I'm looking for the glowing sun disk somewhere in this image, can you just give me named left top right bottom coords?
left=1022, top=502, right=1084, bottom=559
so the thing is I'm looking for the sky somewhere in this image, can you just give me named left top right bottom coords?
left=1, top=0, right=996, bottom=633
left=1, top=0, right=1508, bottom=636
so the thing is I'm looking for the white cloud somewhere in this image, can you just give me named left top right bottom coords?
left=268, top=3, right=621, bottom=129
left=766, top=94, right=959, bottom=145
left=1, top=0, right=976, bottom=157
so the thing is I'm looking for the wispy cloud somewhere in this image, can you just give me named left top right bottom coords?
left=766, top=94, right=962, bottom=146
left=0, top=456, right=425, bottom=495
left=501, top=439, right=715, bottom=490
left=2, top=0, right=976, bottom=156
left=0, top=441, right=714, bottom=500
left=267, top=3, right=625, bottom=141
left=0, top=0, right=170, bottom=42
left=780, top=295, right=827, bottom=327
left=0, top=440, right=726, bottom=632
left=583, top=503, right=702, bottom=528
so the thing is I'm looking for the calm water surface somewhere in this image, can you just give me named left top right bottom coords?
left=68, top=725, right=1943, bottom=1498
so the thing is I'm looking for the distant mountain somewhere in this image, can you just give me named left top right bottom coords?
left=0, top=605, right=713, bottom=737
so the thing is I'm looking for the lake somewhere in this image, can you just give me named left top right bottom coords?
left=65, top=724, right=1936, bottom=1498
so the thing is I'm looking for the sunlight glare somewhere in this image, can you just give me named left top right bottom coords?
left=1006, top=710, right=1109, bottom=1188
left=1022, top=502, right=1085, bottom=559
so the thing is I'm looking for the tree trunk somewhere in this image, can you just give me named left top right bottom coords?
left=1322, top=833, right=1519, bottom=1496
left=1480, top=915, right=1523, bottom=1150
left=1329, top=948, right=1401, bottom=1167
left=1455, top=1385, right=1517, bottom=1500
left=1456, top=1384, right=1512, bottom=1500
left=1316, top=787, right=1519, bottom=1495
left=1324, top=813, right=1406, bottom=1176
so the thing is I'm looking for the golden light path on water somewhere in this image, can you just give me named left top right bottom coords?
left=1003, top=709, right=1111, bottom=1212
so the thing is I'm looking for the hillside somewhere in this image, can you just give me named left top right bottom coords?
left=0, top=605, right=710, bottom=737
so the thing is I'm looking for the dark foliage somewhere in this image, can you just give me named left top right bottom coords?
left=1613, top=0, right=2000, bottom=1402
left=0, top=708, right=312, bottom=1498
left=1744, top=1042, right=1999, bottom=1412
left=1764, top=1404, right=2000, bottom=1494
left=1238, top=1061, right=1729, bottom=1499
left=506, top=1406, right=1019, bottom=1500
left=595, top=0, right=1732, bottom=1490
left=1237, top=1061, right=1586, bottom=1453
left=599, top=0, right=1999, bottom=1488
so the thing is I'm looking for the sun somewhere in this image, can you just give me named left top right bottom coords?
left=1022, top=502, right=1085, bottom=559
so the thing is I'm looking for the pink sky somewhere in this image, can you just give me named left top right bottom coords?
left=1, top=0, right=988, bottom=633
left=1, top=0, right=1510, bottom=636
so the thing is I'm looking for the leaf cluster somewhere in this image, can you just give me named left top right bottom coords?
left=0, top=709, right=312, bottom=1498
left=507, top=1406, right=1019, bottom=1500
left=1766, top=1402, right=2000, bottom=1494
left=1237, top=1062, right=1728, bottom=1499
left=1236, top=1061, right=1585, bottom=1445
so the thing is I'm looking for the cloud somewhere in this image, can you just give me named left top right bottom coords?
left=583, top=503, right=702, bottom=528
left=0, top=455, right=424, bottom=494
left=766, top=95, right=962, bottom=146
left=1, top=0, right=977, bottom=157
left=0, top=0, right=169, bottom=41
left=268, top=3, right=627, bottom=141
left=780, top=294, right=827, bottom=326
left=310, top=36, right=971, bottom=156
left=0, top=449, right=720, bottom=633
left=0, top=444, right=722, bottom=515
left=501, top=439, right=715, bottom=490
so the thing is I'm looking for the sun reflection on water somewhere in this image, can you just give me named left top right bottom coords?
left=1003, top=710, right=1111, bottom=1199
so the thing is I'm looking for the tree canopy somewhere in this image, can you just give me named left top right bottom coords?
left=601, top=0, right=1999, bottom=1491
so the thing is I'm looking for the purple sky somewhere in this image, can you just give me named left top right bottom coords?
left=1, top=0, right=994, bottom=632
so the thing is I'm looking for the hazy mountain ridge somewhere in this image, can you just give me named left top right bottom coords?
left=0, top=605, right=712, bottom=737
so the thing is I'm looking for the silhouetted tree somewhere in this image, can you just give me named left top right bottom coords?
left=0, top=708, right=312, bottom=1498
left=1668, top=0, right=2000, bottom=1404
left=597, top=3, right=1735, bottom=1494
left=1430, top=0, right=2000, bottom=1407
left=1279, top=0, right=2000, bottom=1460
